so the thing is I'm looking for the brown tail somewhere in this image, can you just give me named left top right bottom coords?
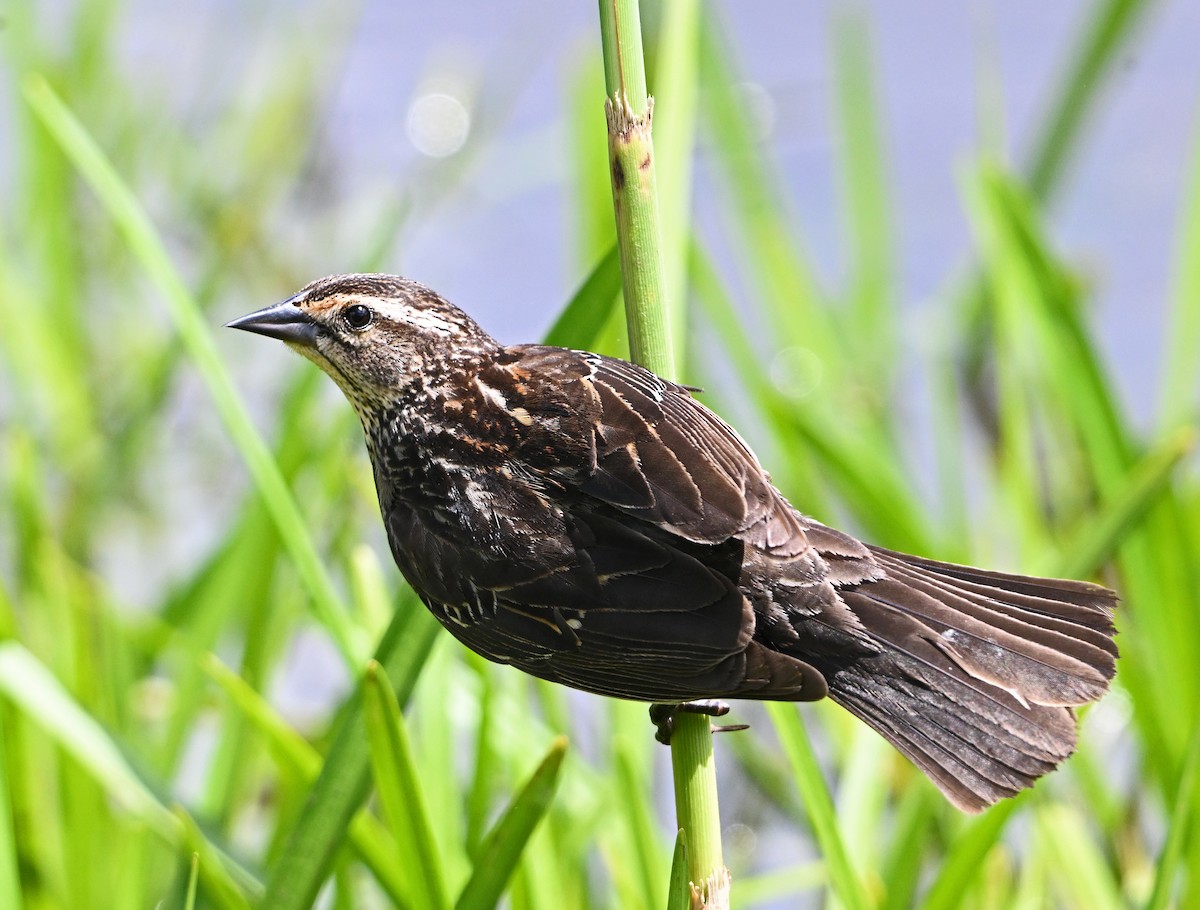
left=823, top=547, right=1118, bottom=812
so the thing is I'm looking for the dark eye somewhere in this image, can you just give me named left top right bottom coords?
left=343, top=304, right=374, bottom=331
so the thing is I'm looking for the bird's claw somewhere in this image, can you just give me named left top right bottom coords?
left=712, top=723, right=750, bottom=735
left=650, top=700, right=745, bottom=744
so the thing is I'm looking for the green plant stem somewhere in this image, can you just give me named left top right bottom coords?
left=598, top=0, right=675, bottom=379
left=668, top=713, right=729, bottom=903
left=598, top=2, right=727, bottom=906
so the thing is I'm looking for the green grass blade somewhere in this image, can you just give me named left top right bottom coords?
left=697, top=14, right=838, bottom=373
left=261, top=601, right=440, bottom=910
left=407, top=644, right=470, bottom=888
left=766, top=703, right=873, bottom=910
left=1025, top=0, right=1160, bottom=200
left=543, top=244, right=621, bottom=349
left=0, top=642, right=260, bottom=902
left=920, top=801, right=1019, bottom=910
left=831, top=9, right=894, bottom=365
left=688, top=238, right=931, bottom=549
left=22, top=74, right=365, bottom=667
left=202, top=653, right=413, bottom=907
left=1054, top=427, right=1196, bottom=578
left=879, top=788, right=937, bottom=910
left=955, top=0, right=1160, bottom=473
left=173, top=810, right=255, bottom=910
left=1158, top=117, right=1200, bottom=430
left=363, top=661, right=451, bottom=910
left=732, top=864, right=825, bottom=907
left=834, top=726, right=891, bottom=883
left=962, top=167, right=1052, bottom=554
left=0, top=641, right=177, bottom=838
left=1145, top=716, right=1200, bottom=910
left=981, top=166, right=1132, bottom=474
left=665, top=829, right=690, bottom=910
left=650, top=0, right=700, bottom=375
left=203, top=654, right=322, bottom=779
left=1036, top=805, right=1124, bottom=910
left=613, top=736, right=666, bottom=908
left=184, top=853, right=200, bottom=910
left=0, top=723, right=24, bottom=910
left=455, top=736, right=568, bottom=910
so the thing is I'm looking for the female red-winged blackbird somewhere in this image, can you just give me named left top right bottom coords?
left=229, top=273, right=1117, bottom=812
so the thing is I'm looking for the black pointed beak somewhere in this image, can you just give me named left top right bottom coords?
left=225, top=301, right=318, bottom=347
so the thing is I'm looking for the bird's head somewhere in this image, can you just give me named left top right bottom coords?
left=227, top=274, right=498, bottom=410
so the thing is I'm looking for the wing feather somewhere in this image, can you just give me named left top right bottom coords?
left=574, top=352, right=875, bottom=573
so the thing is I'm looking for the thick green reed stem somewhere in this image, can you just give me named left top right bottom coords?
left=598, top=2, right=729, bottom=907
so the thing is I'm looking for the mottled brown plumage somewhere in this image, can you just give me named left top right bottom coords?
left=228, top=273, right=1118, bottom=811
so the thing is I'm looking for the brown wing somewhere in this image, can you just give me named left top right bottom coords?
left=570, top=351, right=878, bottom=579
left=393, top=345, right=845, bottom=701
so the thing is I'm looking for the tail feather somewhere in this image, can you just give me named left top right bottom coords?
left=880, top=560, right=1117, bottom=668
left=831, top=661, right=1070, bottom=810
left=874, top=547, right=1119, bottom=638
left=819, top=549, right=1117, bottom=811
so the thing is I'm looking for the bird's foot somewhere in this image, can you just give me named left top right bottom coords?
left=650, top=700, right=748, bottom=745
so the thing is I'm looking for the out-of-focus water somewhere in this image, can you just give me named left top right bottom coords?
left=112, top=0, right=1198, bottom=418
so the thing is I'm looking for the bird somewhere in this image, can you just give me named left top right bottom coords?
left=228, top=273, right=1118, bottom=812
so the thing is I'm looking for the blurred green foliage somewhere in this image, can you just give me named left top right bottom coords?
left=1, top=1, right=1198, bottom=908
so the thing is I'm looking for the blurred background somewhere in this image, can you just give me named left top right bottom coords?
left=2, top=1, right=1198, bottom=908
